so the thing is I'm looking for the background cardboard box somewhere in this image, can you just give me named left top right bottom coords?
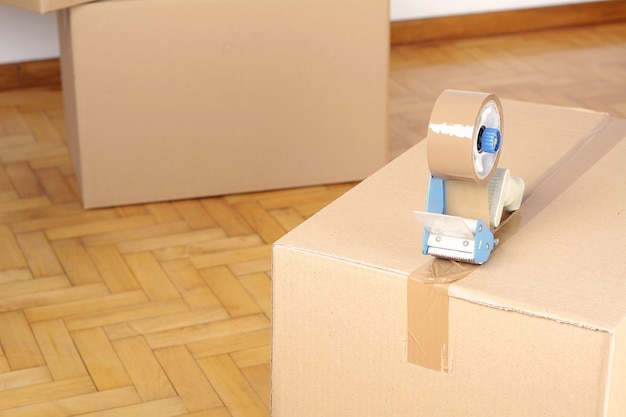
left=3, top=0, right=389, bottom=208
left=272, top=99, right=626, bottom=416
left=0, top=0, right=93, bottom=13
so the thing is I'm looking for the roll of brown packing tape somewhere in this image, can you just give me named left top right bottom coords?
left=426, top=90, right=503, bottom=184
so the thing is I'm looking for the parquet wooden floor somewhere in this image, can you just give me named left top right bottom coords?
left=0, top=21, right=625, bottom=416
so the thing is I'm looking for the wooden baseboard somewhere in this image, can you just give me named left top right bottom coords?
left=0, top=58, right=61, bottom=93
left=391, top=0, right=626, bottom=45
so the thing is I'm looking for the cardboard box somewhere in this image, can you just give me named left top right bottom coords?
left=272, top=99, right=626, bottom=416
left=0, top=0, right=94, bottom=13
left=3, top=0, right=389, bottom=208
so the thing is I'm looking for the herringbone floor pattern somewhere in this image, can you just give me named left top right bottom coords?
left=0, top=22, right=625, bottom=416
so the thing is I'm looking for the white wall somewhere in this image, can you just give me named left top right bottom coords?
left=0, top=0, right=601, bottom=65
left=391, top=0, right=600, bottom=20
left=0, top=5, right=59, bottom=65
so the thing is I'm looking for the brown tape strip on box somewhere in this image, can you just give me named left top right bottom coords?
left=407, top=114, right=625, bottom=373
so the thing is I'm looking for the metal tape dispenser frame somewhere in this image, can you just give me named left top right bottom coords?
left=414, top=90, right=525, bottom=264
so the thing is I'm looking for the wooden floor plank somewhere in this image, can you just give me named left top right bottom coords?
left=172, top=199, right=218, bottom=230
left=115, top=203, right=149, bottom=218
left=183, top=409, right=233, bottom=417
left=198, top=354, right=269, bottom=417
left=0, top=275, right=69, bottom=300
left=35, top=167, right=77, bottom=204
left=0, top=141, right=68, bottom=164
left=0, top=224, right=27, bottom=270
left=154, top=345, right=224, bottom=412
left=64, top=299, right=189, bottom=332
left=232, top=200, right=286, bottom=244
left=50, top=238, right=103, bottom=285
left=30, top=319, right=88, bottom=380
left=0, top=358, right=8, bottom=374
left=45, top=215, right=156, bottom=241
left=76, top=397, right=187, bottom=417
left=227, top=259, right=272, bottom=277
left=0, top=105, right=29, bottom=135
left=200, top=198, right=254, bottom=237
left=28, top=153, right=73, bottom=172
left=115, top=227, right=227, bottom=255
left=187, top=328, right=271, bottom=359
left=223, top=184, right=327, bottom=205
left=123, top=252, right=181, bottom=301
left=112, top=336, right=177, bottom=402
left=256, top=185, right=352, bottom=210
left=71, top=327, right=133, bottom=391
left=180, top=287, right=223, bottom=310
left=0, top=387, right=141, bottom=417
left=0, top=196, right=50, bottom=214
left=0, top=267, right=32, bottom=284
left=103, top=322, right=140, bottom=341
left=81, top=216, right=189, bottom=249
left=80, top=220, right=190, bottom=248
left=292, top=199, right=337, bottom=218
left=15, top=107, right=62, bottom=142
left=0, top=164, right=15, bottom=195
left=144, top=202, right=182, bottom=224
left=0, top=376, right=95, bottom=410
left=1, top=283, right=110, bottom=315
left=0, top=366, right=51, bottom=391
left=4, top=161, right=44, bottom=198
left=236, top=272, right=272, bottom=319
left=267, top=207, right=306, bottom=232
left=0, top=134, right=35, bottom=150
left=199, top=266, right=262, bottom=318
left=15, top=230, right=64, bottom=277
left=0, top=311, right=46, bottom=370
left=240, top=364, right=271, bottom=410
left=8, top=206, right=118, bottom=234
left=230, top=345, right=271, bottom=370
left=128, top=306, right=230, bottom=336
left=145, top=314, right=270, bottom=350
left=190, top=245, right=272, bottom=269
left=86, top=245, right=142, bottom=293
left=159, top=258, right=211, bottom=292
left=153, top=234, right=264, bottom=263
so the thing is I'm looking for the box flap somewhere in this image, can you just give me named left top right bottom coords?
left=0, top=0, right=96, bottom=13
left=275, top=98, right=626, bottom=331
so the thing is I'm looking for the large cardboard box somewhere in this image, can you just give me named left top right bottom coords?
left=0, top=0, right=94, bottom=13
left=272, top=99, right=626, bottom=416
left=3, top=0, right=389, bottom=208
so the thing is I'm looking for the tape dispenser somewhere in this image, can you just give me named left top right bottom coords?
left=414, top=90, right=525, bottom=264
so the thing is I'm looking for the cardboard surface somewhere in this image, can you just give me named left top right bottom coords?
left=0, top=0, right=94, bottom=13
left=272, top=99, right=626, bottom=416
left=57, top=0, right=388, bottom=208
